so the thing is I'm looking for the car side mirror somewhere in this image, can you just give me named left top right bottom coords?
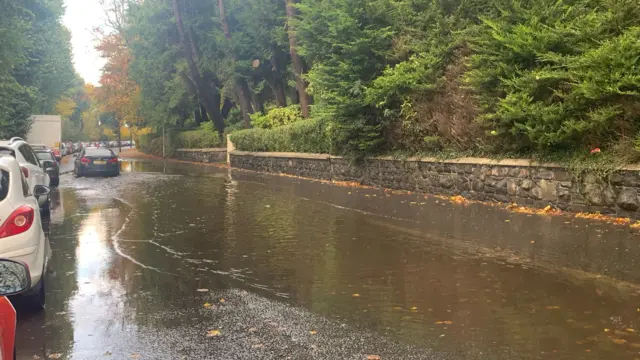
left=42, top=160, right=55, bottom=171
left=0, top=259, right=31, bottom=296
left=34, top=185, right=51, bottom=198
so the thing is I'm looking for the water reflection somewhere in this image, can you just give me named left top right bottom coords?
left=14, top=161, right=640, bottom=359
left=110, top=166, right=640, bottom=359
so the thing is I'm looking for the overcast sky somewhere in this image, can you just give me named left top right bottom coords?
left=63, top=0, right=107, bottom=85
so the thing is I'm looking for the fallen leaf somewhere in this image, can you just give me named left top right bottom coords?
left=251, top=344, right=264, bottom=349
left=309, top=330, right=317, bottom=335
left=129, top=354, right=142, bottom=359
left=611, top=338, right=628, bottom=345
left=626, top=328, right=636, bottom=332
left=196, top=289, right=208, bottom=292
left=367, top=356, right=381, bottom=360
left=434, top=321, right=444, bottom=325
left=48, top=354, right=62, bottom=359
left=32, top=356, right=41, bottom=360
left=604, top=328, right=611, bottom=332
left=530, top=240, right=535, bottom=244
left=248, top=327, right=258, bottom=333
left=443, top=321, right=453, bottom=325
left=504, top=220, right=511, bottom=223
left=545, top=306, right=560, bottom=310
left=410, top=306, right=418, bottom=311
left=207, top=330, right=222, bottom=337
left=203, top=303, right=213, bottom=308
left=352, top=293, right=360, bottom=297
left=219, top=298, right=226, bottom=303
left=630, top=343, right=640, bottom=349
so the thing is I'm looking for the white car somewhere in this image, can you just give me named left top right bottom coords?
left=0, top=137, right=51, bottom=212
left=0, top=155, right=50, bottom=310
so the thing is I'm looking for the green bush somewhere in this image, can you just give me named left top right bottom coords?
left=467, top=0, right=640, bottom=153
left=230, top=118, right=332, bottom=154
left=251, top=105, right=303, bottom=129
left=175, top=122, right=224, bottom=149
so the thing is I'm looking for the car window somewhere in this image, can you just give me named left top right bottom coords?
left=35, top=152, right=54, bottom=161
left=0, top=170, right=9, bottom=202
left=0, top=148, right=15, bottom=158
left=85, top=149, right=115, bottom=157
left=20, top=172, right=29, bottom=197
left=19, top=145, right=39, bottom=166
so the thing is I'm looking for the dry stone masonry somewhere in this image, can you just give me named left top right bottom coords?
left=229, top=151, right=640, bottom=218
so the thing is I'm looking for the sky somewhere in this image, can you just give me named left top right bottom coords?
left=63, top=0, right=107, bottom=85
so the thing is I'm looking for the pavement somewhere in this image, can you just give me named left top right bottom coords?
left=12, top=157, right=640, bottom=359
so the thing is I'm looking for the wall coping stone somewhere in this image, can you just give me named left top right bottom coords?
left=230, top=151, right=640, bottom=171
left=177, top=148, right=226, bottom=153
left=231, top=150, right=331, bottom=160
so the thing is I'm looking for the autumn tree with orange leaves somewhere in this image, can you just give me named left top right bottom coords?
left=95, top=31, right=141, bottom=134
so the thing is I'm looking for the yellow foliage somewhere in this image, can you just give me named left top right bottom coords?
left=55, top=97, right=76, bottom=117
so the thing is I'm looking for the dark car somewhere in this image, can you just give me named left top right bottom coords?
left=74, top=148, right=120, bottom=177
left=34, top=149, right=60, bottom=186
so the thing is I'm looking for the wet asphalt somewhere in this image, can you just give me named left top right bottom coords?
left=12, top=156, right=640, bottom=359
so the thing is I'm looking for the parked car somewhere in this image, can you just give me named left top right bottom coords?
left=0, top=259, right=31, bottom=359
left=51, top=147, right=61, bottom=162
left=74, top=148, right=120, bottom=177
left=0, top=138, right=51, bottom=212
left=31, top=146, right=59, bottom=187
left=0, top=155, right=50, bottom=311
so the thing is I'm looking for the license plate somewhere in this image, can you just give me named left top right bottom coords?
left=93, top=160, right=106, bottom=165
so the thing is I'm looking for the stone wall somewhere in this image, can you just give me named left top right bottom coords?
left=230, top=151, right=640, bottom=217
left=175, top=148, right=226, bottom=163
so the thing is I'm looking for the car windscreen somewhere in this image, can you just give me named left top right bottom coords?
left=0, top=170, right=9, bottom=202
left=35, top=152, right=54, bottom=161
left=85, top=149, right=115, bottom=157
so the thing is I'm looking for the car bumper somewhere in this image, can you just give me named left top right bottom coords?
left=0, top=243, right=46, bottom=289
left=80, top=164, right=119, bottom=175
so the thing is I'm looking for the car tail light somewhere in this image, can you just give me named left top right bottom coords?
left=81, top=157, right=90, bottom=164
left=0, top=205, right=35, bottom=239
left=107, top=157, right=118, bottom=164
left=20, top=166, right=29, bottom=178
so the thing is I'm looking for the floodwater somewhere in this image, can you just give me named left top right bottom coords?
left=13, top=158, right=640, bottom=359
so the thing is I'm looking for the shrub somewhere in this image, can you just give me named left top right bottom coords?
left=250, top=105, right=303, bottom=129
left=175, top=122, right=224, bottom=149
left=230, top=118, right=332, bottom=154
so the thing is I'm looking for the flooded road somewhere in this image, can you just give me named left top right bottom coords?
left=13, top=158, right=640, bottom=359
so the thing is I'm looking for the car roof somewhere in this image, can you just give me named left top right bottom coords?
left=33, top=147, right=52, bottom=152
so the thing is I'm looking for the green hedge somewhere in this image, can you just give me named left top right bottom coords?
left=175, top=125, right=224, bottom=149
left=230, top=118, right=332, bottom=154
left=138, top=123, right=224, bottom=157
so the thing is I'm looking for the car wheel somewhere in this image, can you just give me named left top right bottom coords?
left=23, top=277, right=45, bottom=312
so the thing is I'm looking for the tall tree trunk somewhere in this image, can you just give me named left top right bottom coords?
left=252, top=89, right=265, bottom=114
left=269, top=44, right=288, bottom=107
left=221, top=98, right=235, bottom=119
left=172, top=0, right=224, bottom=137
left=194, top=106, right=202, bottom=125
left=200, top=104, right=209, bottom=123
left=218, top=0, right=253, bottom=128
left=284, top=0, right=310, bottom=118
